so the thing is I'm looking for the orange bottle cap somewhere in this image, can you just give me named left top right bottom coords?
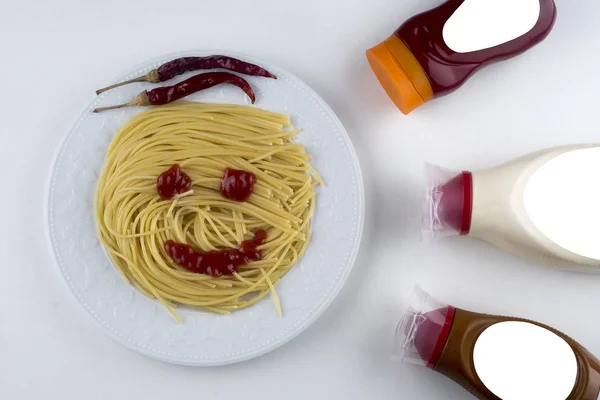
left=366, top=35, right=434, bottom=115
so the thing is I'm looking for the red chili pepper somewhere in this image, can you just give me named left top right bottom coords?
left=93, top=72, right=256, bottom=112
left=96, top=55, right=276, bottom=94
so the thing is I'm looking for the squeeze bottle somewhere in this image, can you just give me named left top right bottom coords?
left=423, top=145, right=600, bottom=270
left=397, top=287, right=600, bottom=399
left=367, top=0, right=557, bottom=114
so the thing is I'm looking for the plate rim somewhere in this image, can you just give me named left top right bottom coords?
left=45, top=50, right=365, bottom=366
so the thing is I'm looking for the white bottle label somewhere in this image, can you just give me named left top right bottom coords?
left=473, top=321, right=577, bottom=400
left=443, top=0, right=541, bottom=53
left=524, top=148, right=600, bottom=260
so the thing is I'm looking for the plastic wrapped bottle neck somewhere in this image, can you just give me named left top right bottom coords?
left=423, top=166, right=473, bottom=238
left=395, top=287, right=457, bottom=368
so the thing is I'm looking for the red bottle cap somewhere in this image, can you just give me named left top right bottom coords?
left=395, top=286, right=456, bottom=368
left=422, top=165, right=473, bottom=238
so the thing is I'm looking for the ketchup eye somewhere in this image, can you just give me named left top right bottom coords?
left=157, top=164, right=191, bottom=200
left=220, top=168, right=256, bottom=202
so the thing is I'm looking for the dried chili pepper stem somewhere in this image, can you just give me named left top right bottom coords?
left=95, top=71, right=160, bottom=95
left=93, top=93, right=150, bottom=112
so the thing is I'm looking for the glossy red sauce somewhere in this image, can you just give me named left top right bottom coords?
left=157, top=164, right=192, bottom=200
left=395, top=0, right=557, bottom=96
left=164, top=229, right=267, bottom=277
left=220, top=168, right=256, bottom=202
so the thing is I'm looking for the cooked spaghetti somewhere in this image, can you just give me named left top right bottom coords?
left=95, top=102, right=322, bottom=322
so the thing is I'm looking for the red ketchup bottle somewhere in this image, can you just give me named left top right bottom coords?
left=366, top=0, right=557, bottom=114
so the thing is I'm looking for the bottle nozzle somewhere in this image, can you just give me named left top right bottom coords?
left=394, top=286, right=455, bottom=368
left=422, top=164, right=473, bottom=238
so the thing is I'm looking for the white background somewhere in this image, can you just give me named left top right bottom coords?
left=1, top=0, right=600, bottom=399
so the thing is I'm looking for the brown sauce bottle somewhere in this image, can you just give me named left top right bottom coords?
left=367, top=0, right=557, bottom=114
left=397, top=287, right=600, bottom=399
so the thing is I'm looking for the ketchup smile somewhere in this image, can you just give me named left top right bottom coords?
left=164, top=229, right=267, bottom=277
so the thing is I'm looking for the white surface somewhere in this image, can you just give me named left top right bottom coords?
left=2, top=0, right=600, bottom=399
left=473, top=321, right=577, bottom=400
left=524, top=147, right=600, bottom=261
left=47, top=51, right=364, bottom=366
left=443, top=0, right=541, bottom=53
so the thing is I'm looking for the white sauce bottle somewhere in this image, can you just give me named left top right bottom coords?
left=423, top=145, right=600, bottom=269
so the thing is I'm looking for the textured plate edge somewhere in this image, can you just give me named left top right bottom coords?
left=45, top=50, right=365, bottom=366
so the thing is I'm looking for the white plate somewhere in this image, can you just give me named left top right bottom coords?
left=46, top=51, right=365, bottom=366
